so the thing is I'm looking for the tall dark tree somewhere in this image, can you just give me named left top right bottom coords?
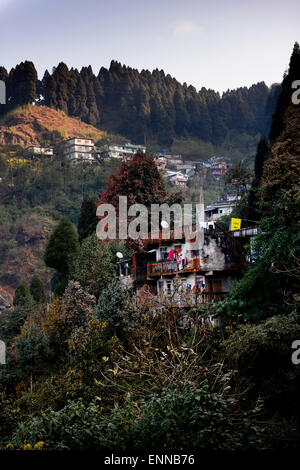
left=86, top=80, right=100, bottom=125
left=7, top=61, right=37, bottom=107
left=53, top=62, right=70, bottom=114
left=246, top=136, right=269, bottom=222
left=30, top=274, right=47, bottom=304
left=0, top=66, right=8, bottom=82
left=77, top=197, right=98, bottom=243
left=44, top=217, right=79, bottom=275
left=269, top=42, right=300, bottom=142
left=13, top=280, right=31, bottom=306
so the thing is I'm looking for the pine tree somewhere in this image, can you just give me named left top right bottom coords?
left=44, top=217, right=79, bottom=274
left=45, top=74, right=58, bottom=108
left=246, top=136, right=269, bottom=222
left=30, top=274, right=47, bottom=304
left=75, top=75, right=88, bottom=120
left=13, top=280, right=31, bottom=306
left=38, top=69, right=50, bottom=104
left=77, top=197, right=98, bottom=243
left=7, top=61, right=37, bottom=107
left=53, top=62, right=70, bottom=114
left=86, top=80, right=100, bottom=125
left=269, top=42, right=300, bottom=142
left=0, top=66, right=8, bottom=82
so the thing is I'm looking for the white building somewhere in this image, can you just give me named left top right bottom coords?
left=164, top=154, right=184, bottom=167
left=102, top=143, right=146, bottom=160
left=26, top=146, right=53, bottom=157
left=165, top=170, right=188, bottom=187
left=62, top=137, right=95, bottom=162
left=205, top=200, right=236, bottom=220
left=155, top=156, right=167, bottom=170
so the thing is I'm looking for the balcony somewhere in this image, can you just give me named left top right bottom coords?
left=147, top=260, right=178, bottom=277
left=147, top=257, right=201, bottom=278
left=157, top=291, right=228, bottom=306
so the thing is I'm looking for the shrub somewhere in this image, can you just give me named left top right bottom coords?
left=11, top=384, right=268, bottom=451
left=11, top=399, right=105, bottom=450
left=222, top=312, right=300, bottom=417
left=92, top=383, right=268, bottom=451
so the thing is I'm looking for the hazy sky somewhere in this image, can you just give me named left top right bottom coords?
left=0, top=0, right=299, bottom=93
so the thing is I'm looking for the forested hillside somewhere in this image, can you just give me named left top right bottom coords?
left=0, top=44, right=299, bottom=451
left=0, top=60, right=280, bottom=150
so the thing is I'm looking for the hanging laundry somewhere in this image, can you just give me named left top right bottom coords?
left=168, top=249, right=175, bottom=259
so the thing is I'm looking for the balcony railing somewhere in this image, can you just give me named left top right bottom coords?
left=157, top=291, right=228, bottom=305
left=147, top=257, right=201, bottom=277
left=147, top=260, right=178, bottom=276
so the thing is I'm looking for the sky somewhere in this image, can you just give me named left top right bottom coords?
left=0, top=0, right=299, bottom=93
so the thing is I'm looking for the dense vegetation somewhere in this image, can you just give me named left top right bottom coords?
left=0, top=45, right=299, bottom=452
left=218, top=43, right=300, bottom=322
left=0, top=60, right=280, bottom=149
left=0, top=148, right=120, bottom=293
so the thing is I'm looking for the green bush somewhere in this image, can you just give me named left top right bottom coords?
left=11, top=399, right=105, bottom=450
left=98, top=384, right=270, bottom=451
left=11, top=384, right=268, bottom=450
left=222, top=312, right=300, bottom=417
left=93, top=279, right=137, bottom=334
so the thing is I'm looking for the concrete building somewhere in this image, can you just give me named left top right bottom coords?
left=101, top=143, right=146, bottom=160
left=205, top=200, right=237, bottom=221
left=62, top=137, right=95, bottom=162
left=207, top=157, right=232, bottom=180
left=131, top=222, right=248, bottom=306
left=130, top=185, right=251, bottom=307
left=155, top=156, right=167, bottom=170
left=26, top=145, right=53, bottom=157
left=165, top=170, right=188, bottom=187
left=164, top=154, right=184, bottom=167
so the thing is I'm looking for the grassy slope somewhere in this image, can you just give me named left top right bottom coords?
left=0, top=104, right=125, bottom=148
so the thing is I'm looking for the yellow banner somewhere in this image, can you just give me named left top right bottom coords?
left=230, top=218, right=241, bottom=231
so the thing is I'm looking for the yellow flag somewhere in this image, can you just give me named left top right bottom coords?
left=230, top=218, right=241, bottom=231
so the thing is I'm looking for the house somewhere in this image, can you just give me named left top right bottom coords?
left=101, top=143, right=146, bottom=160
left=129, top=185, right=248, bottom=305
left=164, top=154, right=184, bottom=168
left=165, top=170, right=188, bottom=187
left=155, top=156, right=167, bottom=170
left=206, top=157, right=232, bottom=180
left=62, top=137, right=95, bottom=162
left=131, top=223, right=249, bottom=306
left=205, top=200, right=237, bottom=221
left=116, top=182, right=257, bottom=307
left=26, top=145, right=53, bottom=157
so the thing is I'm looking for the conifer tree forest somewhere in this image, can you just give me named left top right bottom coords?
left=0, top=59, right=280, bottom=147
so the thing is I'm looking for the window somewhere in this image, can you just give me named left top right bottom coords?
left=211, top=280, right=222, bottom=292
left=160, top=247, right=168, bottom=260
left=166, top=280, right=172, bottom=293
